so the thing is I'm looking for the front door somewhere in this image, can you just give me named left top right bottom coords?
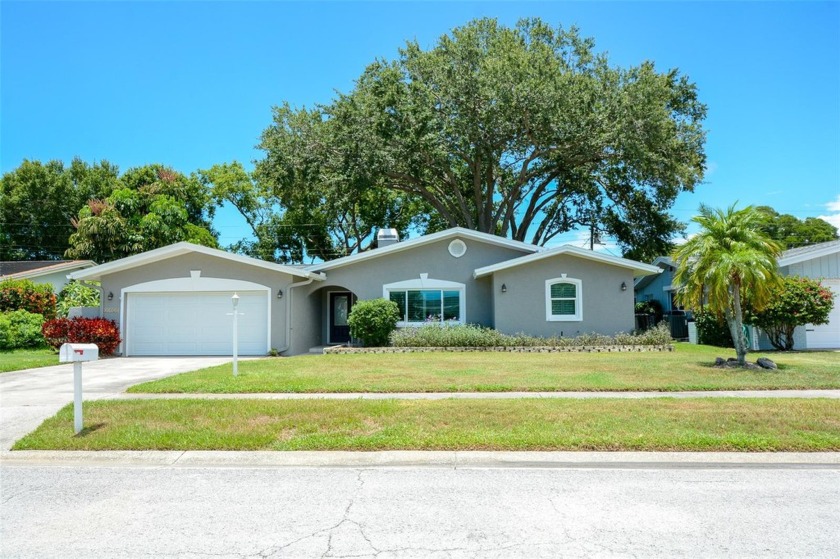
left=329, top=292, right=353, bottom=344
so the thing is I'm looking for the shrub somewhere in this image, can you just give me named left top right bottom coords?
left=41, top=317, right=121, bottom=356
left=0, top=279, right=56, bottom=319
left=0, top=310, right=46, bottom=349
left=747, top=276, right=835, bottom=350
left=347, top=298, right=401, bottom=347
left=390, top=322, right=673, bottom=348
left=56, top=280, right=100, bottom=317
left=694, top=308, right=733, bottom=348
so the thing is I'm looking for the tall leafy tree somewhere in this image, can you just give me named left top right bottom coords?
left=756, top=206, right=838, bottom=249
left=258, top=18, right=707, bottom=260
left=0, top=159, right=119, bottom=260
left=66, top=165, right=217, bottom=262
left=672, top=204, right=783, bottom=366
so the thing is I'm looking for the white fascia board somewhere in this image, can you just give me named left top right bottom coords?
left=305, top=227, right=540, bottom=272
left=778, top=244, right=840, bottom=267
left=474, top=245, right=663, bottom=278
left=69, top=242, right=323, bottom=281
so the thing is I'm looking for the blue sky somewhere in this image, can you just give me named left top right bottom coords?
left=2, top=1, right=839, bottom=250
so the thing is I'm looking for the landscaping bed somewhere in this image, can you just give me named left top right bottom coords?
left=128, top=344, right=840, bottom=394
left=14, top=398, right=840, bottom=451
left=325, top=344, right=673, bottom=354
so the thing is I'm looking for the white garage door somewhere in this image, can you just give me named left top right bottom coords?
left=127, top=291, right=268, bottom=356
left=806, top=279, right=840, bottom=349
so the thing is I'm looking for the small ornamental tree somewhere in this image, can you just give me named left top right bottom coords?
left=748, top=276, right=835, bottom=350
left=347, top=298, right=401, bottom=347
left=56, top=280, right=100, bottom=317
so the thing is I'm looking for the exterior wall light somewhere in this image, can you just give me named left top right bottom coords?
left=501, top=283, right=507, bottom=293
left=621, top=282, right=627, bottom=292
left=107, top=292, right=114, bottom=301
left=277, top=289, right=284, bottom=299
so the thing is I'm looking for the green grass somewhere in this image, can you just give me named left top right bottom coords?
left=13, top=398, right=840, bottom=451
left=0, top=347, right=58, bottom=373
left=129, top=344, right=840, bottom=393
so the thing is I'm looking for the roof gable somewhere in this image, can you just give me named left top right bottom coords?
left=69, top=243, right=323, bottom=281
left=473, top=245, right=662, bottom=278
left=307, top=227, right=540, bottom=272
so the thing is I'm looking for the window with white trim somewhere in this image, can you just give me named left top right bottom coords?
left=545, top=277, right=582, bottom=321
left=384, top=275, right=465, bottom=325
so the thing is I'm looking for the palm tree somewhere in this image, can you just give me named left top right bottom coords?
left=672, top=204, right=782, bottom=366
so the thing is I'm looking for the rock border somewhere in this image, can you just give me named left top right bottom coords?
left=324, top=345, right=674, bottom=354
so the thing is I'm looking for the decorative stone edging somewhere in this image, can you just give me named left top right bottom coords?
left=323, top=345, right=674, bottom=354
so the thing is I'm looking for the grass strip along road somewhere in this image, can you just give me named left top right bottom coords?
left=14, top=398, right=840, bottom=452
left=129, top=345, right=840, bottom=393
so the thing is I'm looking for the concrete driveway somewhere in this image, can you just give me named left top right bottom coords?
left=0, top=357, right=233, bottom=450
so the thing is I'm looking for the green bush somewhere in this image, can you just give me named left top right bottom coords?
left=56, top=280, right=100, bottom=317
left=347, top=298, right=401, bottom=347
left=0, top=279, right=56, bottom=319
left=0, top=310, right=46, bottom=349
left=390, top=322, right=672, bottom=347
left=694, top=308, right=733, bottom=348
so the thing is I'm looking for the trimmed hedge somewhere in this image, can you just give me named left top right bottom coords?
left=0, top=310, right=46, bottom=349
left=390, top=323, right=673, bottom=348
left=347, top=298, right=401, bottom=347
left=0, top=279, right=56, bottom=319
left=41, top=317, right=121, bottom=356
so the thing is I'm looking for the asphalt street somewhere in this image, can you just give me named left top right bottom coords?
left=2, top=462, right=839, bottom=558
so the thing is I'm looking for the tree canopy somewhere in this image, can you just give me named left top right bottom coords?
left=747, top=276, right=834, bottom=350
left=672, top=204, right=782, bottom=366
left=0, top=159, right=120, bottom=260
left=756, top=206, right=838, bottom=249
left=65, top=164, right=217, bottom=262
left=257, top=18, right=707, bottom=261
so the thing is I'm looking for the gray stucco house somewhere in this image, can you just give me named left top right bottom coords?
left=635, top=240, right=840, bottom=350
left=69, top=227, right=661, bottom=356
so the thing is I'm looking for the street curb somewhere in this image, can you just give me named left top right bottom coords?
left=3, top=450, right=839, bottom=469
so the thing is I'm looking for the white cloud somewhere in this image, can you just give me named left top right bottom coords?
left=818, top=194, right=840, bottom=229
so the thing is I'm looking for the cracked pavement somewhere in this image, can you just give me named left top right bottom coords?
left=2, top=464, right=838, bottom=558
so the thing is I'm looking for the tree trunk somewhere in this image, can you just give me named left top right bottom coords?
left=727, top=282, right=749, bottom=366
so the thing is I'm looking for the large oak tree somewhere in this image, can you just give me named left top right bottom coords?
left=258, top=18, right=707, bottom=261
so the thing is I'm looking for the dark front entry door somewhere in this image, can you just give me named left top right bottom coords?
left=329, top=292, right=353, bottom=344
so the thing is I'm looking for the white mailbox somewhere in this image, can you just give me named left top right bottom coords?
left=59, top=343, right=99, bottom=363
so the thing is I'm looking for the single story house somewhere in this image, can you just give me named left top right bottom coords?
left=68, top=227, right=662, bottom=356
left=0, top=260, right=96, bottom=293
left=635, top=240, right=840, bottom=349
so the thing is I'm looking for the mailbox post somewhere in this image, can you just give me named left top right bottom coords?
left=59, top=343, right=99, bottom=434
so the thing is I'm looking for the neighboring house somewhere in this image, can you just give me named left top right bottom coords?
left=68, top=227, right=661, bottom=357
left=773, top=240, right=840, bottom=350
left=637, top=240, right=840, bottom=349
left=633, top=256, right=682, bottom=314
left=0, top=260, right=96, bottom=293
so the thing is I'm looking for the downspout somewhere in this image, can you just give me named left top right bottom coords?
left=275, top=276, right=316, bottom=355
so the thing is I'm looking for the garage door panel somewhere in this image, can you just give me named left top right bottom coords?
left=127, top=291, right=268, bottom=356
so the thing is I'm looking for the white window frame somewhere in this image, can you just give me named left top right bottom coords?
left=545, top=276, right=582, bottom=322
left=383, top=274, right=466, bottom=326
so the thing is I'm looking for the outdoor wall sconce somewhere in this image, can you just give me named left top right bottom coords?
left=620, top=282, right=627, bottom=292
left=107, top=292, right=114, bottom=301
left=277, top=289, right=283, bottom=299
left=501, top=283, right=507, bottom=293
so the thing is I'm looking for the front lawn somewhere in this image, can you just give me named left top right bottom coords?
left=129, top=344, right=840, bottom=393
left=13, top=398, right=840, bottom=451
left=0, top=348, right=58, bottom=373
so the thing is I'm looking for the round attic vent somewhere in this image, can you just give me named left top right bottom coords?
left=448, top=239, right=467, bottom=258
